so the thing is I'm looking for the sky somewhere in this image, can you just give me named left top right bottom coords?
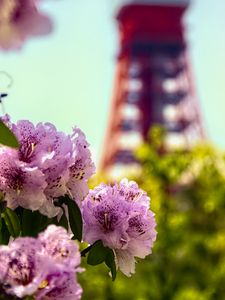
left=0, top=0, right=225, bottom=165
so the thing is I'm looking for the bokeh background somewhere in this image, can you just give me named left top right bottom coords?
left=1, top=0, right=225, bottom=165
left=1, top=1, right=225, bottom=299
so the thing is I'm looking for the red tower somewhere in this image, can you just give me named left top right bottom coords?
left=101, top=0, right=204, bottom=176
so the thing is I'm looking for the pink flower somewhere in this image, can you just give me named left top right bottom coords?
left=0, top=149, right=47, bottom=211
left=82, top=179, right=157, bottom=276
left=39, top=225, right=81, bottom=269
left=67, top=128, right=96, bottom=206
left=0, top=237, right=49, bottom=298
left=0, top=225, right=83, bottom=299
left=36, top=270, right=82, bottom=300
left=0, top=0, right=53, bottom=51
left=0, top=116, right=95, bottom=217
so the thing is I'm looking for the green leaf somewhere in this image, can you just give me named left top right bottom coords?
left=62, top=195, right=83, bottom=241
left=86, top=240, right=117, bottom=280
left=21, top=209, right=52, bottom=237
left=87, top=240, right=108, bottom=265
left=0, top=218, right=10, bottom=245
left=0, top=192, right=5, bottom=203
left=105, top=248, right=117, bottom=281
left=0, top=120, right=19, bottom=148
left=0, top=201, right=6, bottom=216
left=22, top=209, right=40, bottom=237
left=2, top=207, right=21, bottom=237
left=47, top=216, right=59, bottom=227
left=0, top=293, right=17, bottom=300
left=58, top=211, right=69, bottom=230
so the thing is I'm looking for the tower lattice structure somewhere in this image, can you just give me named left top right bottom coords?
left=100, top=0, right=204, bottom=176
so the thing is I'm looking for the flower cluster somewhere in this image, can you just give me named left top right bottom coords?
left=0, top=116, right=95, bottom=217
left=82, top=179, right=157, bottom=276
left=0, top=225, right=82, bottom=299
left=0, top=0, right=53, bottom=50
left=0, top=115, right=157, bottom=299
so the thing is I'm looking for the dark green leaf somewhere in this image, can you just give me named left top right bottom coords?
left=2, top=207, right=21, bottom=237
left=58, top=211, right=69, bottom=230
left=87, top=240, right=108, bottom=265
left=47, top=216, right=59, bottom=227
left=0, top=292, right=18, bottom=300
left=0, top=218, right=10, bottom=245
left=62, top=195, right=83, bottom=241
left=105, top=248, right=117, bottom=281
left=0, top=192, right=4, bottom=202
left=0, top=120, right=19, bottom=148
left=22, top=209, right=40, bottom=237
left=0, top=203, right=6, bottom=217
left=21, top=209, right=54, bottom=237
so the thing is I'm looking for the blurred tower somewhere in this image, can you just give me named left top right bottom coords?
left=100, top=0, right=204, bottom=176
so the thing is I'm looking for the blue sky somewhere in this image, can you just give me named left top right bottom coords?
left=0, top=0, right=225, bottom=164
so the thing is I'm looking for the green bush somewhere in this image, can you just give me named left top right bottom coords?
left=80, top=127, right=225, bottom=300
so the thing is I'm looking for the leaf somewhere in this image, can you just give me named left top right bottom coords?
left=105, top=248, right=117, bottom=281
left=46, top=216, right=59, bottom=228
left=2, top=207, right=21, bottom=237
left=87, top=240, right=108, bottom=265
left=0, top=293, right=18, bottom=300
left=0, top=192, right=5, bottom=202
left=21, top=209, right=53, bottom=237
left=22, top=209, right=40, bottom=237
left=0, top=218, right=10, bottom=245
left=62, top=195, right=83, bottom=241
left=58, top=211, right=69, bottom=230
left=0, top=120, right=19, bottom=148
left=0, top=201, right=6, bottom=216
left=86, top=240, right=117, bottom=280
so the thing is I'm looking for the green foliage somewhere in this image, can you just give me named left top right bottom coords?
left=58, top=210, right=69, bottom=230
left=0, top=218, right=10, bottom=245
left=21, top=209, right=51, bottom=237
left=58, top=195, right=83, bottom=241
left=105, top=248, right=117, bottom=281
left=0, top=121, right=19, bottom=148
left=86, top=240, right=117, bottom=281
left=87, top=240, right=109, bottom=265
left=0, top=195, right=83, bottom=243
left=81, top=127, right=225, bottom=300
left=2, top=207, right=21, bottom=238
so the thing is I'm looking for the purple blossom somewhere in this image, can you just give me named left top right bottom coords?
left=36, top=269, right=82, bottom=300
left=82, top=179, right=157, bottom=276
left=67, top=127, right=96, bottom=206
left=17, top=121, right=75, bottom=216
left=0, top=238, right=47, bottom=298
left=0, top=149, right=47, bottom=211
left=36, top=225, right=83, bottom=300
left=0, top=0, right=53, bottom=51
left=0, top=225, right=82, bottom=299
left=0, top=116, right=95, bottom=217
left=38, top=225, right=81, bottom=269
